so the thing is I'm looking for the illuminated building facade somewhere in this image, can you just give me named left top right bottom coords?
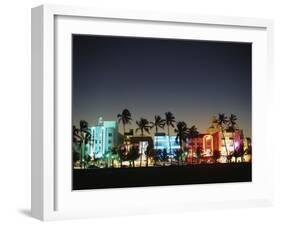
left=154, top=133, right=181, bottom=156
left=122, top=130, right=154, bottom=166
left=188, top=116, right=245, bottom=163
left=89, top=117, right=119, bottom=158
left=127, top=136, right=153, bottom=156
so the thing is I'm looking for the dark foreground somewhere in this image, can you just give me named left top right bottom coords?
left=73, top=163, right=252, bottom=190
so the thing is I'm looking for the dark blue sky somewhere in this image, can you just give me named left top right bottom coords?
left=72, top=35, right=252, bottom=137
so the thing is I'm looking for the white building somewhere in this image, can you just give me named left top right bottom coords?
left=89, top=117, right=119, bottom=158
left=154, top=133, right=181, bottom=156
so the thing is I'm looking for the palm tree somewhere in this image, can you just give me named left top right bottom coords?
left=117, top=109, right=132, bottom=142
left=150, top=115, right=165, bottom=151
left=213, top=150, right=221, bottom=163
left=110, top=147, right=118, bottom=168
left=127, top=144, right=140, bottom=167
left=217, top=113, right=229, bottom=162
left=136, top=118, right=151, bottom=136
left=245, top=137, right=252, bottom=160
left=164, top=112, right=176, bottom=163
left=73, top=120, right=91, bottom=169
left=196, top=147, right=203, bottom=164
left=151, top=115, right=165, bottom=133
left=228, top=114, right=238, bottom=151
left=72, top=125, right=81, bottom=167
left=117, top=144, right=127, bottom=168
left=174, top=121, right=189, bottom=165
left=145, top=144, right=155, bottom=167
left=188, top=125, right=199, bottom=164
left=136, top=118, right=151, bottom=167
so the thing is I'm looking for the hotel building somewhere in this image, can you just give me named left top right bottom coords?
left=89, top=117, right=120, bottom=158
left=154, top=133, right=181, bottom=156
left=122, top=129, right=154, bottom=165
left=188, top=116, right=245, bottom=163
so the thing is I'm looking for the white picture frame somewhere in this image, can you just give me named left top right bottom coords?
left=31, top=4, right=274, bottom=221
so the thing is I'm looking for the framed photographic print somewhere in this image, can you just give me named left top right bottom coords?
left=31, top=4, right=274, bottom=221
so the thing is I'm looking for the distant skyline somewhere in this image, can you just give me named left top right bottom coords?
left=72, top=35, right=252, bottom=137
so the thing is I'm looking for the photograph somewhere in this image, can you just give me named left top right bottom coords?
left=72, top=34, right=252, bottom=190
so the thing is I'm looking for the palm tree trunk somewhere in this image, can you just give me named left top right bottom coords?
left=154, top=127, right=158, bottom=167
left=222, top=131, right=229, bottom=163
left=81, top=142, right=85, bottom=169
left=140, top=130, right=143, bottom=167
left=80, top=144, right=83, bottom=168
left=123, top=124, right=126, bottom=143
left=167, top=125, right=172, bottom=164
left=121, top=123, right=126, bottom=167
left=232, top=132, right=236, bottom=163
left=178, top=140, right=182, bottom=165
left=140, top=149, right=142, bottom=167
left=155, top=127, right=158, bottom=153
left=191, top=144, right=193, bottom=164
left=232, top=132, right=235, bottom=151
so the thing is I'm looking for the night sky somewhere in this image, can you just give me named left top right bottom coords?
left=72, top=35, right=252, bottom=137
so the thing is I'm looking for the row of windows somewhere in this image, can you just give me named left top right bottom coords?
left=94, top=140, right=113, bottom=144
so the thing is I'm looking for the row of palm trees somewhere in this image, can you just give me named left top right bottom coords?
left=118, top=109, right=175, bottom=150
left=117, top=109, right=200, bottom=163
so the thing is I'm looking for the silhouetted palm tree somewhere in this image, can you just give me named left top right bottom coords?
left=73, top=120, right=91, bottom=168
left=217, top=113, right=229, bottom=162
left=145, top=144, right=155, bottom=167
left=72, top=126, right=81, bottom=167
left=245, top=137, right=252, bottom=158
left=228, top=114, right=238, bottom=150
left=213, top=149, right=221, bottom=163
left=117, top=109, right=132, bottom=142
left=127, top=144, right=140, bottom=167
left=117, top=144, right=127, bottom=168
left=196, top=147, right=203, bottom=164
left=229, top=114, right=238, bottom=130
left=136, top=118, right=151, bottom=136
left=110, top=147, right=118, bottom=168
left=150, top=115, right=165, bottom=151
left=233, top=150, right=239, bottom=163
left=188, top=125, right=199, bottom=164
left=238, top=143, right=245, bottom=162
left=164, top=112, right=176, bottom=163
left=136, top=118, right=151, bottom=167
left=151, top=115, right=165, bottom=133
left=175, top=121, right=189, bottom=165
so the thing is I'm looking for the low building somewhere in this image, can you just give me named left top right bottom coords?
left=127, top=136, right=153, bottom=153
left=123, top=129, right=153, bottom=154
left=89, top=117, right=120, bottom=158
left=188, top=116, right=245, bottom=163
left=122, top=132, right=154, bottom=167
left=154, top=133, right=181, bottom=156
